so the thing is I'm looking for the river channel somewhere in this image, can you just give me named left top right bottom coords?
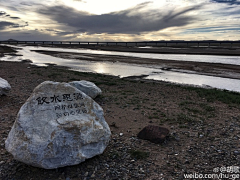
left=1, top=45, right=240, bottom=92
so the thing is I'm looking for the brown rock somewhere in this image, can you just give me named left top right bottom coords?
left=137, top=125, right=169, bottom=144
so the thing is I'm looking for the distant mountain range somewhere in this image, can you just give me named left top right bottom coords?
left=1, top=39, right=19, bottom=41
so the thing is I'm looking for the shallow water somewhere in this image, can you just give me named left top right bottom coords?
left=146, top=71, right=240, bottom=91
left=24, top=46, right=240, bottom=65
left=1, top=45, right=240, bottom=92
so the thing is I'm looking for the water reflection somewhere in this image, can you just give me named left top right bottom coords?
left=1, top=45, right=240, bottom=92
left=25, top=46, right=240, bottom=65
left=146, top=72, right=240, bottom=92
left=95, top=64, right=106, bottom=74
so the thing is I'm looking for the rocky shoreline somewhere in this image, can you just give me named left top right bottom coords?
left=0, top=45, right=240, bottom=179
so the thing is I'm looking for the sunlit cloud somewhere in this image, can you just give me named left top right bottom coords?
left=0, top=0, right=239, bottom=41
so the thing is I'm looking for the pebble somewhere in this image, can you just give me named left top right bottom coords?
left=234, top=150, right=240, bottom=155
left=87, top=165, right=92, bottom=169
left=84, top=172, right=88, bottom=176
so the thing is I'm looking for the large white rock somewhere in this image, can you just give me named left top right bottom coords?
left=0, top=77, right=11, bottom=95
left=69, top=80, right=102, bottom=99
left=5, top=81, right=111, bottom=169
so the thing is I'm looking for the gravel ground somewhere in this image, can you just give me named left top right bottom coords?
left=0, top=46, right=240, bottom=179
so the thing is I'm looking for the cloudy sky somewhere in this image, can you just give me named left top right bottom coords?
left=0, top=0, right=240, bottom=41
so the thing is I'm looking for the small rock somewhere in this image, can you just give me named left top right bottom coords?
left=184, top=160, right=190, bottom=164
left=0, top=77, right=11, bottom=95
left=69, top=80, right=102, bottom=99
left=84, top=172, right=88, bottom=176
left=120, top=133, right=123, bottom=136
left=137, top=125, right=169, bottom=144
left=234, top=150, right=240, bottom=155
left=110, top=122, right=117, bottom=128
left=199, top=134, right=204, bottom=138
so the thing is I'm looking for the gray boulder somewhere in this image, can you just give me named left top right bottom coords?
left=5, top=81, right=111, bottom=169
left=69, top=80, right=102, bottom=99
left=0, top=77, right=11, bottom=95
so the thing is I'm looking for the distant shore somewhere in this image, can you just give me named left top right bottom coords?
left=47, top=44, right=240, bottom=56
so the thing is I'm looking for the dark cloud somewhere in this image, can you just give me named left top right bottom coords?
left=0, top=11, right=20, bottom=19
left=38, top=3, right=201, bottom=34
left=77, top=28, right=87, bottom=32
left=208, top=1, right=240, bottom=16
left=0, top=11, right=11, bottom=17
left=45, top=28, right=57, bottom=32
left=45, top=28, right=80, bottom=36
left=20, top=2, right=33, bottom=6
left=0, top=11, right=6, bottom=16
left=0, top=21, right=17, bottom=30
left=10, top=17, right=20, bottom=19
left=5, top=6, right=20, bottom=12
left=0, top=29, right=62, bottom=41
left=55, top=31, right=78, bottom=36
left=12, top=24, right=28, bottom=28
left=0, top=20, right=28, bottom=30
left=186, top=26, right=240, bottom=33
left=0, top=10, right=28, bottom=30
left=211, top=0, right=240, bottom=5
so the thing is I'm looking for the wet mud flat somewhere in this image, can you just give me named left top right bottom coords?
left=0, top=45, right=17, bottom=56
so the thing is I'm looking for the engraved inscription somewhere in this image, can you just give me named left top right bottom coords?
left=36, top=93, right=87, bottom=119
left=36, top=93, right=83, bottom=105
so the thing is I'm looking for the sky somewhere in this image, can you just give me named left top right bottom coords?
left=0, top=0, right=240, bottom=41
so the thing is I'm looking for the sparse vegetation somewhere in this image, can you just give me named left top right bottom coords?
left=183, top=86, right=240, bottom=105
left=129, top=150, right=150, bottom=160
left=177, top=113, right=194, bottom=124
